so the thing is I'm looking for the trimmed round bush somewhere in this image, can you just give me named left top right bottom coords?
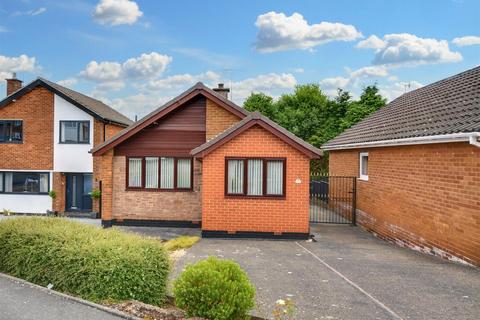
left=174, top=256, right=255, bottom=320
left=0, top=217, right=169, bottom=305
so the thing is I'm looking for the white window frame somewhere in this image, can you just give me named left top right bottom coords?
left=359, top=152, right=369, bottom=181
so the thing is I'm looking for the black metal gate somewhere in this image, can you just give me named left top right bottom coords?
left=310, top=174, right=356, bottom=224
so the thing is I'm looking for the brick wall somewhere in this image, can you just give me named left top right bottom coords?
left=0, top=87, right=54, bottom=170
left=202, top=125, right=310, bottom=234
left=110, top=156, right=202, bottom=222
left=205, top=99, right=241, bottom=140
left=52, top=172, right=66, bottom=212
left=329, top=142, right=480, bottom=266
left=92, top=120, right=127, bottom=213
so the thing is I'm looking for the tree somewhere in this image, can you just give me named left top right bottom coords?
left=340, top=85, right=386, bottom=131
left=242, top=83, right=386, bottom=172
left=243, top=92, right=277, bottom=121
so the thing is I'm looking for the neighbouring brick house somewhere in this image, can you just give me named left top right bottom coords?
left=92, top=83, right=322, bottom=238
left=323, top=66, right=480, bottom=266
left=0, top=75, right=132, bottom=214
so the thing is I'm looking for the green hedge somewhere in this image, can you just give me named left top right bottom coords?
left=0, top=217, right=169, bottom=305
left=174, top=257, right=255, bottom=320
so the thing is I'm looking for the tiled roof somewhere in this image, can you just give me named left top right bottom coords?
left=0, top=78, right=133, bottom=126
left=323, top=66, right=480, bottom=149
left=191, top=112, right=323, bottom=159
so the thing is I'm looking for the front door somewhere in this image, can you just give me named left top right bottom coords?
left=66, top=173, right=92, bottom=212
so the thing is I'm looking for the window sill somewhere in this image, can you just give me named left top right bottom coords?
left=58, top=142, right=90, bottom=145
left=0, top=192, right=49, bottom=195
left=0, top=141, right=23, bottom=144
left=125, top=188, right=194, bottom=192
left=359, top=176, right=369, bottom=181
left=225, top=194, right=286, bottom=200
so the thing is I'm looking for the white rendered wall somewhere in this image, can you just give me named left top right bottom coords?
left=53, top=94, right=94, bottom=173
left=0, top=170, right=53, bottom=213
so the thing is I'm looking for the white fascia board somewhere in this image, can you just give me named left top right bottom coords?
left=322, top=132, right=480, bottom=151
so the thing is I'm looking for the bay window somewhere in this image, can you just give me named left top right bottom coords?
left=226, top=158, right=286, bottom=197
left=127, top=157, right=193, bottom=190
left=0, top=172, right=49, bottom=194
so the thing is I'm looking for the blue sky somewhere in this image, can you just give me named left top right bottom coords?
left=1, top=0, right=479, bottom=119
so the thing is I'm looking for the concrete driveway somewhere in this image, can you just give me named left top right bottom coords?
left=172, top=225, right=480, bottom=320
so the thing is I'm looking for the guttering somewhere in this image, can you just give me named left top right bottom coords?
left=322, top=132, right=480, bottom=150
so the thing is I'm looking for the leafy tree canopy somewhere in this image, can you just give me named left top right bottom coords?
left=243, top=84, right=386, bottom=172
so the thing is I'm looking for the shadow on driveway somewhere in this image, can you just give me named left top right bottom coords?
left=172, top=224, right=480, bottom=320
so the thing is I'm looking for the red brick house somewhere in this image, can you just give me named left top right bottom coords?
left=92, top=83, right=322, bottom=239
left=323, top=66, right=480, bottom=266
left=0, top=75, right=132, bottom=214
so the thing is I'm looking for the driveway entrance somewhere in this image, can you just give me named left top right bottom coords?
left=173, top=224, right=480, bottom=320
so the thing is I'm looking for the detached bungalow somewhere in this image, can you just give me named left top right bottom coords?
left=92, top=83, right=322, bottom=239
left=323, top=66, right=480, bottom=266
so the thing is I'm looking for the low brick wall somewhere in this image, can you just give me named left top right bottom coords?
left=329, top=142, right=480, bottom=266
left=111, top=156, right=201, bottom=222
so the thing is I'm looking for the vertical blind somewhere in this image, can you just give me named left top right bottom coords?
left=267, top=161, right=283, bottom=195
left=227, top=160, right=244, bottom=194
left=145, top=157, right=159, bottom=188
left=177, top=159, right=191, bottom=188
left=128, top=158, right=142, bottom=187
left=4, top=173, right=12, bottom=192
left=247, top=159, right=263, bottom=195
left=160, top=157, right=174, bottom=189
left=39, top=173, right=49, bottom=193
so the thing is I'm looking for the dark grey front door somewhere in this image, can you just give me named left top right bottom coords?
left=66, top=173, right=92, bottom=211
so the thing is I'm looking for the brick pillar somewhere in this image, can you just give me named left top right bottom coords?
left=52, top=172, right=66, bottom=213
left=98, top=150, right=114, bottom=227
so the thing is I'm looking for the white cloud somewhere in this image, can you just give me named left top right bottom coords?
left=358, top=33, right=462, bottom=67
left=123, top=52, right=172, bottom=79
left=0, top=54, right=39, bottom=81
left=320, top=66, right=389, bottom=95
left=79, top=52, right=172, bottom=92
left=255, top=11, right=362, bottom=52
left=80, top=61, right=123, bottom=82
left=0, top=26, right=8, bottom=33
left=452, top=36, right=480, bottom=47
left=103, top=94, right=173, bottom=119
left=93, top=0, right=143, bottom=26
left=230, top=73, right=297, bottom=102
left=12, top=7, right=47, bottom=17
left=356, top=35, right=385, bottom=49
left=379, top=81, right=423, bottom=101
left=145, top=71, right=220, bottom=91
left=57, top=78, right=78, bottom=87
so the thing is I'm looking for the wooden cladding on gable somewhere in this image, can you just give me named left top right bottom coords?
left=114, top=95, right=207, bottom=157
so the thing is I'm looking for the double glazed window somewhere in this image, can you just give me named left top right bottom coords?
left=359, top=152, right=369, bottom=181
left=226, top=158, right=285, bottom=197
left=60, top=121, right=90, bottom=144
left=0, top=172, right=49, bottom=194
left=0, top=120, right=23, bottom=143
left=127, top=157, right=192, bottom=190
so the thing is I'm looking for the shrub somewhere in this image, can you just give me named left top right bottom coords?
left=48, top=190, right=57, bottom=199
left=0, top=217, right=170, bottom=305
left=163, top=236, right=200, bottom=251
left=90, top=188, right=101, bottom=199
left=174, top=257, right=255, bottom=320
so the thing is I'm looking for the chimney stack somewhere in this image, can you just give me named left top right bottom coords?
left=6, top=72, right=23, bottom=96
left=213, top=83, right=230, bottom=99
